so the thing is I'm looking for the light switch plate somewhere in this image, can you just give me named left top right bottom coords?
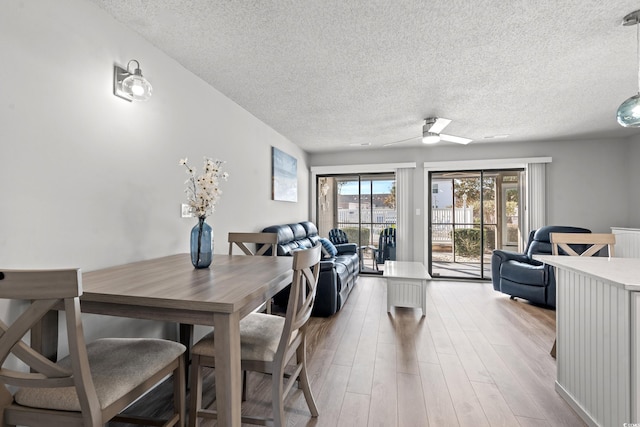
left=181, top=204, right=194, bottom=218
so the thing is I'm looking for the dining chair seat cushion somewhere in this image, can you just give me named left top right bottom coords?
left=193, top=313, right=296, bottom=362
left=14, top=338, right=185, bottom=412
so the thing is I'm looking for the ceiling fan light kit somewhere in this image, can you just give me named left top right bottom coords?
left=617, top=9, right=640, bottom=127
left=422, top=131, right=441, bottom=144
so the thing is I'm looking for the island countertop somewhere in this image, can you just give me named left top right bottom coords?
left=533, top=255, right=640, bottom=291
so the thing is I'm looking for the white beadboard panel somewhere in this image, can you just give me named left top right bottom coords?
left=390, top=281, right=421, bottom=305
left=632, top=293, right=640, bottom=421
left=556, top=268, right=632, bottom=427
left=386, top=278, right=426, bottom=315
left=612, top=228, right=640, bottom=258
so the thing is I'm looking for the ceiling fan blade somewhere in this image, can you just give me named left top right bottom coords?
left=382, top=135, right=421, bottom=146
left=440, top=133, right=472, bottom=144
left=426, top=117, right=451, bottom=134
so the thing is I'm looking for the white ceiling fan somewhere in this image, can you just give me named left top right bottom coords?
left=384, top=117, right=472, bottom=146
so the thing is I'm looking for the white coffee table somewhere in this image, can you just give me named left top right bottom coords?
left=384, top=261, right=430, bottom=316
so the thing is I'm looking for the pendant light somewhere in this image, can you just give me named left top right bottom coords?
left=617, top=10, right=640, bottom=127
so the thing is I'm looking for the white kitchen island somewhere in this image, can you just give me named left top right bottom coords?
left=534, top=255, right=640, bottom=427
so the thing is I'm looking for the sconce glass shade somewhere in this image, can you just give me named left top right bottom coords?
left=114, top=60, right=152, bottom=102
left=122, top=69, right=152, bottom=101
left=422, top=132, right=440, bottom=144
left=617, top=93, right=640, bottom=127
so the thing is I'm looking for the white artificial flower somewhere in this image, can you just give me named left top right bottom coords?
left=180, top=156, right=228, bottom=219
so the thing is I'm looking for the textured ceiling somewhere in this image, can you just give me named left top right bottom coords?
left=91, top=0, right=640, bottom=152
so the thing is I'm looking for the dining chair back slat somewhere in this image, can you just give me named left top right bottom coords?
left=228, top=232, right=278, bottom=256
left=227, top=232, right=280, bottom=314
left=551, top=233, right=616, bottom=257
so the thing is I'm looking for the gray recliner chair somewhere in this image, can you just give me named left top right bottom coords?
left=491, top=225, right=591, bottom=308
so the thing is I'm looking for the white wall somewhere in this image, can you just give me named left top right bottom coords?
left=628, top=134, right=640, bottom=227
left=0, top=0, right=308, bottom=344
left=310, top=137, right=633, bottom=261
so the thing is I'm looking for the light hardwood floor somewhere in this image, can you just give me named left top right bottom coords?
left=112, top=276, right=585, bottom=427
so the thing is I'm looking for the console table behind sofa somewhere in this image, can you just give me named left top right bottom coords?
left=262, top=221, right=359, bottom=317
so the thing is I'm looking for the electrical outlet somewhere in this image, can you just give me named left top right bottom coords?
left=181, top=204, right=194, bottom=218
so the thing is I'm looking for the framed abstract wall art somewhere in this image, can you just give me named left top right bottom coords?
left=271, top=147, right=297, bottom=202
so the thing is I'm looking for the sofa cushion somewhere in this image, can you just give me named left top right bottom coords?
left=288, top=223, right=307, bottom=241
left=319, top=238, right=338, bottom=258
left=335, top=254, right=358, bottom=275
left=278, top=241, right=299, bottom=256
left=297, top=238, right=315, bottom=249
left=300, top=221, right=318, bottom=237
left=262, top=224, right=294, bottom=245
left=532, top=225, right=591, bottom=243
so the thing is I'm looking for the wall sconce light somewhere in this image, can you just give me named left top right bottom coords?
left=113, top=59, right=152, bottom=102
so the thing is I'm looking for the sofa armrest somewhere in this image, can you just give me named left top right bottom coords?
left=320, top=259, right=336, bottom=272
left=313, top=267, right=338, bottom=317
left=492, top=249, right=535, bottom=265
left=492, top=249, right=540, bottom=292
left=335, top=243, right=358, bottom=255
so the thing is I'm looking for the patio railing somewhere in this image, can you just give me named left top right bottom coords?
left=431, top=207, right=474, bottom=243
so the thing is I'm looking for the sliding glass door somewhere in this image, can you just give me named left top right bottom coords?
left=429, top=169, right=524, bottom=279
left=316, top=173, right=396, bottom=274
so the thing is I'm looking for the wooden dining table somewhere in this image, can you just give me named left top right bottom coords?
left=37, top=253, right=294, bottom=427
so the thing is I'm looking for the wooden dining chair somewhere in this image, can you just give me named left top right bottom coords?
left=228, top=232, right=278, bottom=257
left=0, top=269, right=186, bottom=427
left=189, top=244, right=322, bottom=427
left=549, top=232, right=616, bottom=357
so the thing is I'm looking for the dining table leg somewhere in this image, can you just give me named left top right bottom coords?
left=179, top=323, right=194, bottom=387
left=213, top=311, right=242, bottom=427
left=31, top=310, right=58, bottom=362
